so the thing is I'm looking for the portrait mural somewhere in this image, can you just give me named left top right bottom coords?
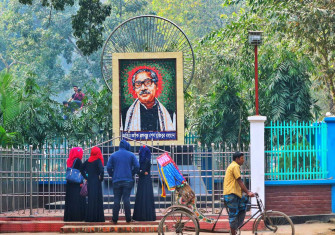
left=112, top=52, right=184, bottom=144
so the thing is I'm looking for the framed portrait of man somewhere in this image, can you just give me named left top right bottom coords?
left=112, top=52, right=184, bottom=145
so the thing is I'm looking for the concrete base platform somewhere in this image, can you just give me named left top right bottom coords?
left=60, top=224, right=160, bottom=233
left=0, top=216, right=257, bottom=233
left=1, top=212, right=334, bottom=233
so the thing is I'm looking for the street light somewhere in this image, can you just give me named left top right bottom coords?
left=248, top=31, right=263, bottom=115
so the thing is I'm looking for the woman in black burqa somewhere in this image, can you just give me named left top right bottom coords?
left=80, top=146, right=105, bottom=222
left=64, top=147, right=86, bottom=221
left=133, top=146, right=156, bottom=221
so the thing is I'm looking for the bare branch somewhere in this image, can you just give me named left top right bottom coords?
left=66, top=36, right=92, bottom=65
left=47, top=5, right=53, bottom=28
left=0, top=54, right=9, bottom=71
left=1, top=56, right=29, bottom=72
left=10, top=60, right=29, bottom=66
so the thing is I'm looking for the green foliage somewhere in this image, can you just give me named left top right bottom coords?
left=19, top=0, right=111, bottom=55
left=243, top=0, right=335, bottom=111
left=0, top=126, right=17, bottom=147
left=0, top=73, right=22, bottom=127
left=107, top=0, right=150, bottom=20
left=0, top=1, right=154, bottom=147
left=1, top=0, right=329, bottom=148
left=1, top=0, right=153, bottom=92
left=195, top=71, right=249, bottom=146
left=0, top=72, right=62, bottom=147
left=152, top=0, right=244, bottom=40
left=72, top=0, right=111, bottom=55
left=188, top=7, right=318, bottom=145
left=0, top=72, right=20, bottom=146
left=61, top=84, right=113, bottom=141
left=0, top=1, right=71, bottom=89
left=186, top=11, right=255, bottom=145
left=0, top=72, right=113, bottom=147
left=13, top=73, right=64, bottom=146
left=19, top=0, right=75, bottom=10
left=266, top=53, right=318, bottom=122
left=279, top=154, right=319, bottom=176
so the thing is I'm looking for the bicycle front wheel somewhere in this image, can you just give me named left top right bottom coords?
left=254, top=210, right=295, bottom=235
left=158, top=210, right=199, bottom=235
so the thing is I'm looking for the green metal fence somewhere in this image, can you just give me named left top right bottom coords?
left=184, top=132, right=199, bottom=145
left=265, top=121, right=328, bottom=180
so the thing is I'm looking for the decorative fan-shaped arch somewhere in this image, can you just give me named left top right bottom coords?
left=101, top=15, right=195, bottom=93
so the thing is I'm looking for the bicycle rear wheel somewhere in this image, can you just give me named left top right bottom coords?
left=254, top=211, right=295, bottom=235
left=158, top=209, right=199, bottom=235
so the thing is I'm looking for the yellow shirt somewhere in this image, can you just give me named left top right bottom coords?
left=223, top=161, right=242, bottom=198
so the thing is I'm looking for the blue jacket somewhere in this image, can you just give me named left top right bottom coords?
left=107, top=139, right=139, bottom=183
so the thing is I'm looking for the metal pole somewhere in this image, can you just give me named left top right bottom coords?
left=23, top=146, right=27, bottom=214
left=29, top=145, right=33, bottom=216
left=0, top=147, right=2, bottom=214
left=211, top=143, right=215, bottom=213
left=12, top=147, right=15, bottom=212
left=171, top=144, right=175, bottom=206
left=255, top=45, right=259, bottom=115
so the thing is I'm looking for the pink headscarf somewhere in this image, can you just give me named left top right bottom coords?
left=67, top=147, right=83, bottom=168
left=88, top=146, right=104, bottom=165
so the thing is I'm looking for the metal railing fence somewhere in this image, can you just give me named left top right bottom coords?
left=0, top=137, right=250, bottom=216
left=265, top=121, right=328, bottom=180
left=184, top=132, right=199, bottom=145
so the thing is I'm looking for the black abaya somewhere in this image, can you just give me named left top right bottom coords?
left=64, top=158, right=86, bottom=221
left=133, top=159, right=156, bottom=221
left=81, top=159, right=105, bottom=222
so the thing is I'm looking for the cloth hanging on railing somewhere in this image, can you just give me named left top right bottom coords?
left=156, top=152, right=214, bottom=223
left=157, top=152, right=186, bottom=197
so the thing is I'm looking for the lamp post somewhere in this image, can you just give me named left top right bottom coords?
left=248, top=31, right=263, bottom=115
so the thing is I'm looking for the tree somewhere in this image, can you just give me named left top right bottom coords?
left=186, top=13, right=255, bottom=145
left=0, top=73, right=22, bottom=128
left=12, top=73, right=64, bottom=146
left=0, top=1, right=74, bottom=89
left=186, top=7, right=318, bottom=145
left=0, top=126, right=16, bottom=147
left=195, top=70, right=249, bottom=146
left=239, top=0, right=335, bottom=112
left=18, top=0, right=111, bottom=56
left=152, top=0, right=243, bottom=40
left=0, top=72, right=21, bottom=146
left=60, top=84, right=114, bottom=141
left=1, top=0, right=153, bottom=92
left=0, top=1, right=155, bottom=147
left=265, top=52, right=319, bottom=122
left=0, top=72, right=62, bottom=147
left=0, top=71, right=115, bottom=147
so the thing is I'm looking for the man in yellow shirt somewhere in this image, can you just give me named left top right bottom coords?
left=224, top=152, right=255, bottom=235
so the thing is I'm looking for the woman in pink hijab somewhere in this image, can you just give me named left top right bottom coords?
left=64, top=147, right=86, bottom=221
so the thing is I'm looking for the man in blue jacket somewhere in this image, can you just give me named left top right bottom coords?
left=107, top=139, right=139, bottom=223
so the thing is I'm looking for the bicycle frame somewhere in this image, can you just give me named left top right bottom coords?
left=240, top=194, right=265, bottom=231
left=211, top=194, right=265, bottom=233
left=159, top=193, right=292, bottom=235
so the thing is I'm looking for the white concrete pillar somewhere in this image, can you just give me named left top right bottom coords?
left=248, top=116, right=267, bottom=212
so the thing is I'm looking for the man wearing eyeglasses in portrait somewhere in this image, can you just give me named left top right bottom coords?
left=121, top=68, right=176, bottom=132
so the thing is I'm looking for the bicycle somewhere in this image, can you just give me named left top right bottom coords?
left=158, top=193, right=295, bottom=235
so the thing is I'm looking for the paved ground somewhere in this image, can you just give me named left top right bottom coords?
left=1, top=222, right=335, bottom=234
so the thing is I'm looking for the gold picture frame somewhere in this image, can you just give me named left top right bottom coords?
left=112, top=52, right=184, bottom=145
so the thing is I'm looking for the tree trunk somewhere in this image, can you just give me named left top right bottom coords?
left=326, top=74, right=335, bottom=113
